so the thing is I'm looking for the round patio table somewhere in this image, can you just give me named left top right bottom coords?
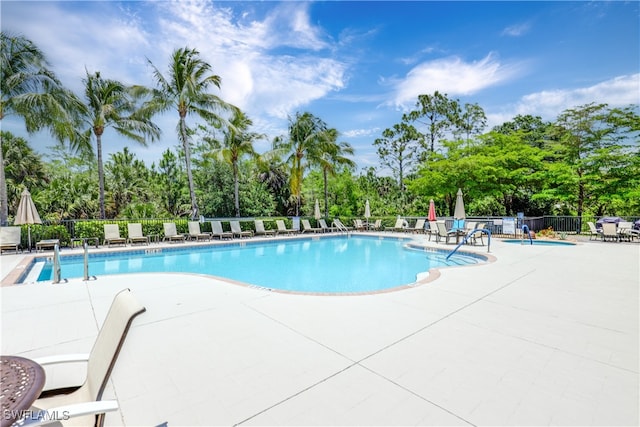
left=0, top=355, right=46, bottom=427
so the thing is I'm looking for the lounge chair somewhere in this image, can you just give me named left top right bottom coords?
left=426, top=221, right=438, bottom=241
left=32, top=289, right=145, bottom=427
left=587, top=221, right=603, bottom=241
left=36, top=239, right=60, bottom=252
left=127, top=223, right=149, bottom=245
left=254, top=220, right=276, bottom=237
left=210, top=221, right=233, bottom=240
left=230, top=220, right=253, bottom=238
left=103, top=224, right=127, bottom=247
left=188, top=221, right=211, bottom=241
left=407, top=218, right=426, bottom=234
left=301, top=219, right=321, bottom=233
left=468, top=222, right=486, bottom=246
left=601, top=222, right=618, bottom=242
left=163, top=222, right=186, bottom=243
left=385, top=217, right=405, bottom=232
left=276, top=220, right=296, bottom=235
left=353, top=219, right=366, bottom=231
left=318, top=219, right=331, bottom=233
left=0, top=226, right=21, bottom=253
left=435, top=220, right=459, bottom=244
left=369, top=219, right=382, bottom=231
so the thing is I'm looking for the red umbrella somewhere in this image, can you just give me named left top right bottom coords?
left=428, top=199, right=437, bottom=221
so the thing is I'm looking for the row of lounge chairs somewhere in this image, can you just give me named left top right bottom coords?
left=587, top=221, right=639, bottom=242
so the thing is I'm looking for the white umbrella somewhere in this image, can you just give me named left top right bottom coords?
left=14, top=188, right=42, bottom=251
left=364, top=200, right=371, bottom=218
left=314, top=199, right=321, bottom=220
left=454, top=188, right=466, bottom=220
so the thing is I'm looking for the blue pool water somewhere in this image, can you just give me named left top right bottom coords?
left=502, top=239, right=575, bottom=246
left=31, top=236, right=483, bottom=293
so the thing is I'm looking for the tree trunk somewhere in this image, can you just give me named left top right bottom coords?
left=323, top=168, right=329, bottom=218
left=96, top=131, right=106, bottom=219
left=180, top=116, right=198, bottom=220
left=233, top=162, right=240, bottom=217
left=0, top=137, right=7, bottom=226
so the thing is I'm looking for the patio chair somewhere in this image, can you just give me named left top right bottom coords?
left=426, top=221, right=438, bottom=241
left=188, top=221, right=211, bottom=241
left=210, top=221, right=233, bottom=240
left=301, top=219, right=321, bottom=233
left=103, top=224, right=126, bottom=247
left=617, top=221, right=636, bottom=242
left=230, top=220, right=253, bottom=238
left=353, top=219, right=366, bottom=231
left=254, top=220, right=276, bottom=237
left=36, top=239, right=60, bottom=252
left=0, top=226, right=21, bottom=253
left=468, top=222, right=486, bottom=246
left=318, top=219, right=332, bottom=233
left=385, top=217, right=406, bottom=232
left=126, top=223, right=149, bottom=246
left=601, top=222, right=618, bottom=242
left=587, top=221, right=603, bottom=241
left=32, top=288, right=146, bottom=427
left=435, top=220, right=459, bottom=244
left=276, top=220, right=296, bottom=235
left=407, top=219, right=426, bottom=234
left=162, top=222, right=186, bottom=243
left=369, top=219, right=382, bottom=231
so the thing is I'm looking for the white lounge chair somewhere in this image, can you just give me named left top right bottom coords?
left=188, top=221, right=211, bottom=241
left=318, top=219, right=331, bottom=233
left=601, top=222, right=618, bottom=242
left=0, top=226, right=21, bottom=253
left=254, top=220, right=276, bottom=237
left=230, top=220, right=253, bottom=238
left=31, top=289, right=145, bottom=427
left=385, top=217, right=405, bottom=232
left=276, top=220, right=296, bottom=235
left=617, top=221, right=637, bottom=242
left=301, top=219, right=321, bottom=233
left=587, top=221, right=603, bottom=241
left=127, top=223, right=149, bottom=245
left=210, top=221, right=232, bottom=240
left=103, top=224, right=127, bottom=247
left=369, top=219, right=382, bottom=231
left=163, top=222, right=186, bottom=243
left=407, top=218, right=426, bottom=234
left=435, top=220, right=459, bottom=244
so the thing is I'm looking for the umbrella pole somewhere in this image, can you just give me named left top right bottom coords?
left=28, top=225, right=32, bottom=252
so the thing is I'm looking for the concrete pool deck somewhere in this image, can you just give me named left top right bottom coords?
left=1, top=234, right=638, bottom=426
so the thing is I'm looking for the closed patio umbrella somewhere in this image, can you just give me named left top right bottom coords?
left=453, top=188, right=466, bottom=220
left=364, top=199, right=371, bottom=228
left=314, top=199, right=321, bottom=220
left=14, top=188, right=42, bottom=251
left=428, top=199, right=437, bottom=221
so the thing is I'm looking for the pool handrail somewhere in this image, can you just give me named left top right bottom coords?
left=521, top=224, right=533, bottom=245
left=445, top=228, right=492, bottom=261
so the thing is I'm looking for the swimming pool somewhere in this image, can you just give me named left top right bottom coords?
left=25, top=236, right=485, bottom=293
left=502, top=239, right=576, bottom=246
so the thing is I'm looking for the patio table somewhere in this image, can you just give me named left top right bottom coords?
left=0, top=355, right=46, bottom=427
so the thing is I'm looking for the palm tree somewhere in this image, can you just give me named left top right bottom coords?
left=74, top=70, right=161, bottom=219
left=211, top=110, right=264, bottom=217
left=316, top=128, right=355, bottom=218
left=147, top=47, right=232, bottom=219
left=276, top=112, right=327, bottom=216
left=0, top=32, right=80, bottom=225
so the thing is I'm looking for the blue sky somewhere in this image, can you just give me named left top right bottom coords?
left=3, top=1, right=639, bottom=172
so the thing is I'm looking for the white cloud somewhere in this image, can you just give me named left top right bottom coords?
left=486, top=73, right=640, bottom=128
left=501, top=23, right=531, bottom=37
left=390, top=53, right=523, bottom=108
left=343, top=128, right=381, bottom=138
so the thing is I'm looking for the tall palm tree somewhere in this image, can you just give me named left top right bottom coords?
left=316, top=128, right=355, bottom=218
left=74, top=70, right=161, bottom=219
left=0, top=32, right=80, bottom=225
left=211, top=110, right=264, bottom=217
left=147, top=47, right=232, bottom=219
left=276, top=112, right=327, bottom=216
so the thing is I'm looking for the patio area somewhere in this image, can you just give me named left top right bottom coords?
left=1, top=235, right=638, bottom=426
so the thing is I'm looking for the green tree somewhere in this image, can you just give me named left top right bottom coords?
left=456, top=102, right=487, bottom=145
left=0, top=32, right=80, bottom=224
left=276, top=112, right=328, bottom=216
left=405, top=91, right=460, bottom=154
left=208, top=110, right=263, bottom=217
left=316, top=128, right=355, bottom=218
left=147, top=47, right=233, bottom=219
left=73, top=70, right=161, bottom=219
